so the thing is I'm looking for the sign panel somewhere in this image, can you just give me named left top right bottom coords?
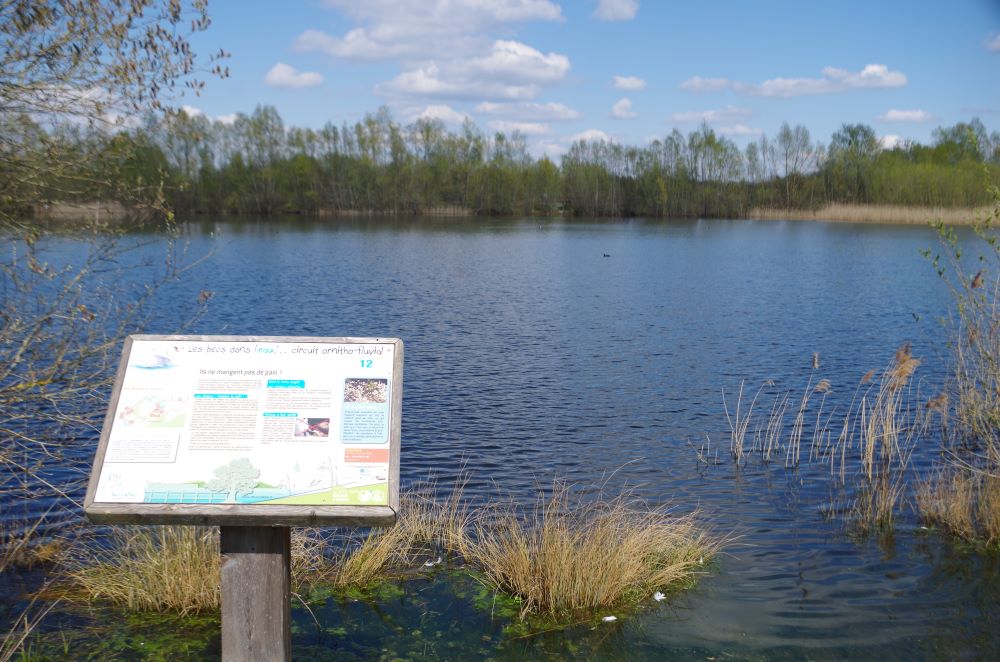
left=84, top=335, right=402, bottom=526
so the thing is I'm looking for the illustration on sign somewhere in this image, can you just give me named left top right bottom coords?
left=93, top=339, right=396, bottom=507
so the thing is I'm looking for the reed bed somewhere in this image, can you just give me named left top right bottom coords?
left=468, top=485, right=720, bottom=619
left=915, top=197, right=1000, bottom=546
left=749, top=204, right=986, bottom=225
left=711, top=344, right=925, bottom=531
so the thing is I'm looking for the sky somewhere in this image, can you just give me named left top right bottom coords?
left=182, top=0, right=1000, bottom=158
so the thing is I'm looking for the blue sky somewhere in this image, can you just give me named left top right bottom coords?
left=184, top=0, right=1000, bottom=157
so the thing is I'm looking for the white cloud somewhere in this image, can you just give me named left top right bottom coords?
left=717, top=124, right=763, bottom=137
left=669, top=105, right=751, bottom=123
left=417, top=104, right=470, bottom=124
left=680, top=76, right=731, bottom=93
left=735, top=64, right=906, bottom=97
left=611, top=98, right=636, bottom=119
left=295, top=1, right=562, bottom=61
left=475, top=101, right=581, bottom=121
left=986, top=33, right=1000, bottom=52
left=593, top=0, right=639, bottom=21
left=264, top=62, right=323, bottom=88
left=378, top=63, right=539, bottom=100
left=175, top=105, right=237, bottom=125
left=297, top=2, right=568, bottom=104
left=377, top=40, right=568, bottom=101
left=613, top=75, right=646, bottom=90
left=568, top=129, right=613, bottom=143
left=880, top=134, right=902, bottom=149
left=878, top=109, right=933, bottom=122
left=466, top=40, right=570, bottom=83
left=488, top=120, right=550, bottom=135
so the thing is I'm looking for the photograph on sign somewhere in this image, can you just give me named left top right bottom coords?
left=85, top=336, right=401, bottom=523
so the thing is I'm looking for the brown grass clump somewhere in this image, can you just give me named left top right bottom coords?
left=469, top=485, right=719, bottom=619
left=399, top=478, right=473, bottom=558
left=749, top=204, right=987, bottom=225
left=62, top=526, right=221, bottom=615
left=1, top=519, right=64, bottom=573
left=918, top=470, right=1000, bottom=546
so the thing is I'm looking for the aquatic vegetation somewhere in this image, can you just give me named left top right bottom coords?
left=51, top=478, right=719, bottom=635
left=709, top=344, right=925, bottom=532
left=917, top=190, right=1000, bottom=547
left=62, top=526, right=221, bottom=615
left=469, top=484, right=719, bottom=619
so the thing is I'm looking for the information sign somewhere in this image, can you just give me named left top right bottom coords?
left=84, top=335, right=402, bottom=526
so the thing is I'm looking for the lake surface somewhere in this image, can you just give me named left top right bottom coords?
left=5, top=216, right=999, bottom=659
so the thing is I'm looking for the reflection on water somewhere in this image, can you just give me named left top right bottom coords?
left=5, top=216, right=998, bottom=658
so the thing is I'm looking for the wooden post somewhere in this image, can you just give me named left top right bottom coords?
left=220, top=526, right=291, bottom=662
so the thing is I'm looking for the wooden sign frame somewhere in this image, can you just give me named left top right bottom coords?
left=84, top=334, right=402, bottom=527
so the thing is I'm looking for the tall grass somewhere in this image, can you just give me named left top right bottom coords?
left=916, top=192, right=1000, bottom=546
left=469, top=485, right=720, bottom=619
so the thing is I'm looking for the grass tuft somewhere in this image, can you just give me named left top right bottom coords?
left=61, top=526, right=221, bottom=615
left=469, top=484, right=720, bottom=619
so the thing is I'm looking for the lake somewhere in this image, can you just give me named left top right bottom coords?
left=4, top=215, right=998, bottom=659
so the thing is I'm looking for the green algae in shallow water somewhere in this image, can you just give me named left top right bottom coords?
left=19, top=611, right=220, bottom=661
left=14, top=568, right=710, bottom=660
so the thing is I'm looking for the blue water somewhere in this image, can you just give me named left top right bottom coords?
left=5, top=215, right=998, bottom=658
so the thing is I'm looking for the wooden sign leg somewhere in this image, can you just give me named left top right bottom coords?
left=221, top=526, right=291, bottom=662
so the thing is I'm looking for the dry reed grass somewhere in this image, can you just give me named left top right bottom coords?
left=55, top=479, right=720, bottom=623
left=0, top=519, right=63, bottom=573
left=468, top=484, right=719, bottom=619
left=918, top=470, right=1000, bottom=546
left=713, top=345, right=924, bottom=531
left=61, top=526, right=221, bottom=615
left=914, top=196, right=1000, bottom=546
left=749, top=204, right=987, bottom=225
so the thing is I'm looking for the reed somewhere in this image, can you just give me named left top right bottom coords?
left=914, top=194, right=1000, bottom=546
left=62, top=526, right=221, bottom=615
left=711, top=345, right=923, bottom=531
left=749, top=204, right=987, bottom=225
left=917, top=470, right=1000, bottom=546
left=723, top=380, right=758, bottom=464
left=468, top=484, right=719, bottom=619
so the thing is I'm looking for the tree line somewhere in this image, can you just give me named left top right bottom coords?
left=14, top=105, right=1000, bottom=219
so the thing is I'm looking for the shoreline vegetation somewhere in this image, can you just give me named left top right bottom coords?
left=31, top=200, right=991, bottom=226
left=10, top=105, right=998, bottom=225
left=46, top=481, right=720, bottom=625
left=747, top=203, right=990, bottom=225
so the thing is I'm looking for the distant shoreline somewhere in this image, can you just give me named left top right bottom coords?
left=31, top=201, right=988, bottom=226
left=748, top=203, right=987, bottom=225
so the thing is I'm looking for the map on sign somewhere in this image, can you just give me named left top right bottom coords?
left=90, top=337, right=399, bottom=509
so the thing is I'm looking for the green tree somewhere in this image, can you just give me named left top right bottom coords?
left=826, top=123, right=878, bottom=202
